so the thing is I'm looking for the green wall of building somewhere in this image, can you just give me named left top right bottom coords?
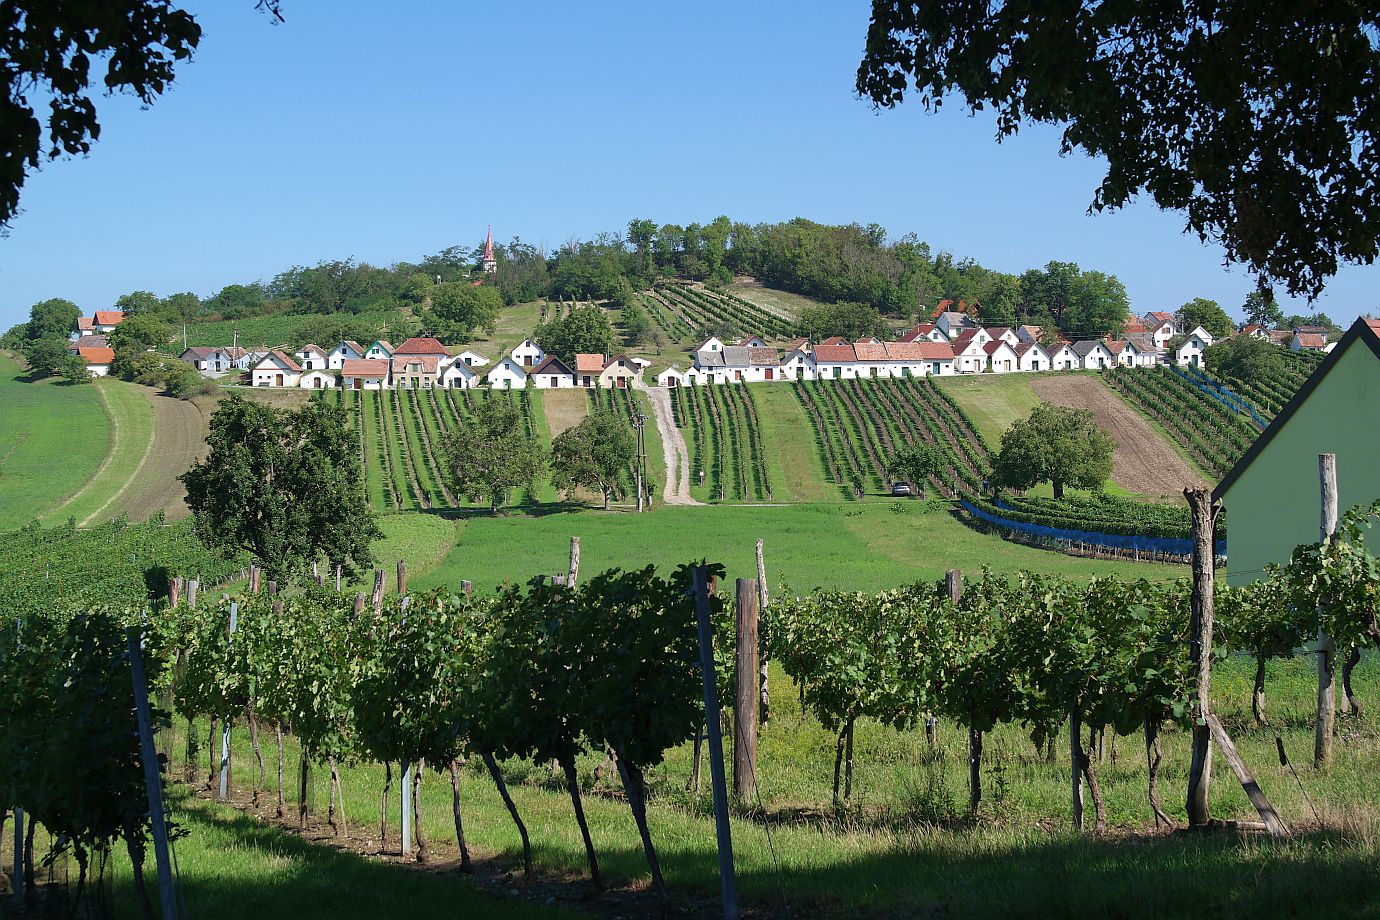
left=1220, top=341, right=1380, bottom=585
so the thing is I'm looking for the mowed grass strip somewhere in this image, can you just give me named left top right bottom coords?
left=936, top=371, right=1046, bottom=446
left=38, top=376, right=156, bottom=525
left=412, top=501, right=1184, bottom=594
left=0, top=352, right=111, bottom=529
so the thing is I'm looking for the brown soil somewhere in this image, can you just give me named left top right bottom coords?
left=113, top=391, right=211, bottom=522
left=1029, top=374, right=1207, bottom=498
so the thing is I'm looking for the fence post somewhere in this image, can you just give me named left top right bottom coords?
left=397, top=559, right=407, bottom=596
left=219, top=602, right=239, bottom=801
left=401, top=760, right=413, bottom=857
left=127, top=628, right=179, bottom=920
left=371, top=568, right=385, bottom=614
left=1185, top=487, right=1219, bottom=826
left=1069, top=711, right=1084, bottom=830
left=187, top=578, right=199, bottom=610
left=692, top=567, right=739, bottom=920
left=1316, top=454, right=1339, bottom=768
left=568, top=536, right=581, bottom=588
left=734, top=579, right=759, bottom=805
left=755, top=540, right=769, bottom=724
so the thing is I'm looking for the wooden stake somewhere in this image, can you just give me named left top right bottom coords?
left=397, top=559, right=407, bottom=596
left=692, top=566, right=739, bottom=920
left=755, top=540, right=769, bottom=724
left=461, top=579, right=472, bottom=596
left=568, top=536, right=581, bottom=588
left=1185, top=487, right=1218, bottom=827
left=126, top=629, right=179, bottom=920
left=1206, top=714, right=1289, bottom=837
left=734, top=578, right=759, bottom=805
left=1070, top=711, right=1084, bottom=830
left=335, top=565, right=342, bottom=592
left=371, top=568, right=385, bottom=614
left=1316, top=453, right=1338, bottom=768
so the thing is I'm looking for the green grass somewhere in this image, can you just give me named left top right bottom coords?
left=179, top=311, right=403, bottom=351
left=0, top=352, right=113, bottom=529
left=40, top=377, right=158, bottom=526
left=412, top=501, right=1184, bottom=594
left=751, top=382, right=833, bottom=502
left=107, top=653, right=1380, bottom=920
left=936, top=372, right=1046, bottom=446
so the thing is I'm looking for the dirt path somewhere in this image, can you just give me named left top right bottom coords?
left=114, top=391, right=211, bottom=522
left=640, top=384, right=701, bottom=505
left=1029, top=375, right=1206, bottom=497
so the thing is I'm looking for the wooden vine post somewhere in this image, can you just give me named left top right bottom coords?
left=396, top=559, right=407, bottom=597
left=1185, top=487, right=1218, bottom=827
left=755, top=539, right=769, bottom=724
left=568, top=536, right=581, bottom=588
left=1070, top=710, right=1084, bottom=830
left=397, top=568, right=414, bottom=858
left=1316, top=453, right=1338, bottom=768
left=692, top=566, right=739, bottom=920
left=218, top=602, right=239, bottom=801
left=127, top=627, right=179, bottom=920
left=948, top=569, right=981, bottom=814
left=734, top=578, right=759, bottom=805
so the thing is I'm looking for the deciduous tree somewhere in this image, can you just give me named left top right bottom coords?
left=1178, top=298, right=1233, bottom=340
left=536, top=306, right=616, bottom=363
left=443, top=399, right=547, bottom=513
left=421, top=283, right=502, bottom=340
left=181, top=394, right=380, bottom=580
left=856, top=1, right=1380, bottom=298
left=991, top=405, right=1113, bottom=500
left=550, top=410, right=633, bottom=510
left=796, top=301, right=890, bottom=343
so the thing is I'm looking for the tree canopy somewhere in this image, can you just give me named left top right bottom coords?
left=991, top=405, right=1113, bottom=500
left=181, top=393, right=380, bottom=580
left=1205, top=335, right=1285, bottom=383
left=443, top=399, right=547, bottom=513
left=1178, top=298, right=1234, bottom=340
left=536, top=305, right=617, bottom=363
left=421, top=282, right=502, bottom=341
left=550, top=409, right=634, bottom=510
left=855, top=1, right=1380, bottom=299
left=796, top=301, right=891, bottom=343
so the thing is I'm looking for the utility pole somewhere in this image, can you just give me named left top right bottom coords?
left=632, top=411, right=647, bottom=512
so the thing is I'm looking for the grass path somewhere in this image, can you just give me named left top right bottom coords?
left=0, top=352, right=111, bottom=529
left=40, top=377, right=156, bottom=525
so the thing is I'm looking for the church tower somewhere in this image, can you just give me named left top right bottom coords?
left=481, top=226, right=497, bottom=274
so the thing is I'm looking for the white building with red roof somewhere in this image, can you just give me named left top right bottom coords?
left=251, top=350, right=302, bottom=387
left=341, top=358, right=390, bottom=390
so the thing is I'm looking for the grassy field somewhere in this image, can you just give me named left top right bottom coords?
left=34, top=376, right=157, bottom=526
left=411, top=501, right=1185, bottom=593
left=752, top=382, right=833, bottom=502
left=0, top=352, right=113, bottom=529
left=937, top=372, right=1046, bottom=446
left=179, top=310, right=403, bottom=351
left=55, top=653, right=1376, bottom=920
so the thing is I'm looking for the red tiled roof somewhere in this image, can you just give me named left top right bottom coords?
left=297, top=343, right=326, bottom=357
left=983, top=339, right=1015, bottom=356
left=92, top=310, right=125, bottom=326
left=1146, top=311, right=1175, bottom=324
left=77, top=347, right=114, bottom=365
left=259, top=350, right=302, bottom=372
left=784, top=337, right=809, bottom=352
left=393, top=355, right=440, bottom=374
left=747, top=347, right=779, bottom=366
left=395, top=336, right=449, bottom=356
left=575, top=353, right=606, bottom=373
left=341, top=359, right=389, bottom=377
left=1293, top=333, right=1327, bottom=348
left=181, top=346, right=216, bottom=359
left=73, top=335, right=109, bottom=349
left=1366, top=319, right=1380, bottom=333
left=852, top=342, right=889, bottom=362
left=76, top=317, right=94, bottom=331
left=881, top=342, right=928, bottom=361
left=1105, top=340, right=1126, bottom=355
left=898, top=323, right=937, bottom=343
left=912, top=341, right=956, bottom=360
left=818, top=336, right=848, bottom=347
left=812, top=343, right=857, bottom=362
left=1122, top=321, right=1147, bottom=334
left=952, top=330, right=982, bottom=349
left=1242, top=324, right=1263, bottom=335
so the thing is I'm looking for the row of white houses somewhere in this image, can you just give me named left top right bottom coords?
left=654, top=324, right=1219, bottom=387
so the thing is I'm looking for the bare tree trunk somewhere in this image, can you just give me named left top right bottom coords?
left=1253, top=654, right=1269, bottom=726
left=481, top=750, right=532, bottom=878
left=448, top=760, right=472, bottom=872
left=1185, top=487, right=1218, bottom=826
left=616, top=758, right=669, bottom=903
left=412, top=761, right=427, bottom=863
left=1080, top=725, right=1108, bottom=831
left=247, top=704, right=265, bottom=806
left=275, top=725, right=285, bottom=818
left=1145, top=720, right=1173, bottom=829
left=184, top=716, right=198, bottom=782
left=328, top=756, right=348, bottom=837
left=560, top=755, right=601, bottom=888
left=23, top=813, right=36, bottom=905
left=1342, top=646, right=1362, bottom=717
left=379, top=761, right=391, bottom=847
left=968, top=726, right=983, bottom=816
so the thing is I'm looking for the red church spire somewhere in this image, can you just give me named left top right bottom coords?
left=483, top=225, right=495, bottom=262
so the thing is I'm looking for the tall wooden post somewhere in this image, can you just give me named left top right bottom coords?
left=187, top=578, right=199, bottom=609
left=692, top=567, right=739, bottom=920
left=1185, top=487, right=1218, bottom=827
left=401, top=761, right=413, bottom=857
left=334, top=565, right=342, bottom=592
left=128, top=628, right=179, bottom=920
left=396, top=559, right=407, bottom=596
left=568, top=537, right=581, bottom=588
left=1316, top=454, right=1338, bottom=768
left=267, top=579, right=277, bottom=598
left=219, top=602, right=239, bottom=801
left=755, top=540, right=769, bottom=724
left=169, top=577, right=182, bottom=608
left=371, top=568, right=385, bottom=614
left=734, top=579, right=759, bottom=805
left=1069, top=711, right=1084, bottom=830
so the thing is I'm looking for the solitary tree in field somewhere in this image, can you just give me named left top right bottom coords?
left=550, top=409, right=633, bottom=510
left=991, top=405, right=1112, bottom=500
left=886, top=442, right=945, bottom=497
left=856, top=2, right=1380, bottom=299
left=182, top=394, right=380, bottom=580
left=444, top=399, right=547, bottom=513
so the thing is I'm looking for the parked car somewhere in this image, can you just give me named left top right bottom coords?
left=890, top=482, right=912, bottom=497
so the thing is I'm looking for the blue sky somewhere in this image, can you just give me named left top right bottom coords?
left=1, top=0, right=1375, bottom=329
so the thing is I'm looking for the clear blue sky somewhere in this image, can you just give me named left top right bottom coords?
left=2, top=0, right=1375, bottom=330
